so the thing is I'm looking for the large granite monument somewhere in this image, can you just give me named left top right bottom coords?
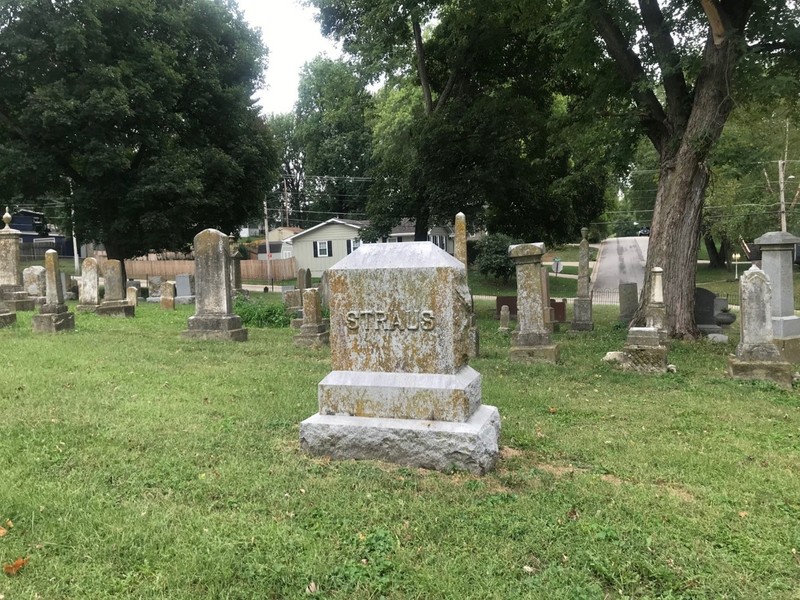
left=300, top=242, right=500, bottom=474
left=183, top=229, right=247, bottom=341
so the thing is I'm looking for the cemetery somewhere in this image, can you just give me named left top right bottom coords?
left=1, top=228, right=799, bottom=598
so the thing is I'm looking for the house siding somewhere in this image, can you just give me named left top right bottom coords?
left=292, top=223, right=363, bottom=277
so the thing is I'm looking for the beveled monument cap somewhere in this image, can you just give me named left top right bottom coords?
left=508, top=243, right=545, bottom=259
left=754, top=231, right=800, bottom=246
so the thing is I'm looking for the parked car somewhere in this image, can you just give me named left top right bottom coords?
left=638, top=226, right=650, bottom=236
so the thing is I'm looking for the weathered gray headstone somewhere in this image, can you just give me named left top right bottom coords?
left=755, top=231, right=800, bottom=362
left=0, top=208, right=34, bottom=312
left=694, top=287, right=722, bottom=335
left=619, top=282, right=638, bottom=324
left=96, top=259, right=135, bottom=317
left=146, top=275, right=163, bottom=302
left=644, top=267, right=667, bottom=342
left=32, top=250, right=74, bottom=333
left=160, top=281, right=176, bottom=310
left=183, top=229, right=247, bottom=341
left=175, top=273, right=195, bottom=304
left=300, top=242, right=500, bottom=474
left=498, top=304, right=510, bottom=333
left=294, top=288, right=329, bottom=348
left=23, top=266, right=46, bottom=299
left=507, top=243, right=559, bottom=362
left=77, top=257, right=100, bottom=312
left=571, top=227, right=593, bottom=332
left=728, top=265, right=792, bottom=388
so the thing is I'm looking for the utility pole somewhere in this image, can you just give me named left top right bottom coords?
left=264, top=196, right=273, bottom=287
left=779, top=118, right=789, bottom=232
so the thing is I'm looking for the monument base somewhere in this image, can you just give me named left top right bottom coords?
left=727, top=356, right=793, bottom=390
left=773, top=337, right=800, bottom=364
left=6, top=298, right=35, bottom=311
left=32, top=311, right=74, bottom=333
left=96, top=301, right=135, bottom=318
left=145, top=297, right=162, bottom=304
left=175, top=296, right=195, bottom=305
left=299, top=404, right=501, bottom=475
left=509, top=344, right=560, bottom=363
left=620, top=345, right=668, bottom=373
left=182, top=314, right=248, bottom=341
left=76, top=304, right=99, bottom=313
left=570, top=320, right=594, bottom=332
left=318, top=367, right=481, bottom=422
left=0, top=311, right=16, bottom=328
left=294, top=330, right=330, bottom=348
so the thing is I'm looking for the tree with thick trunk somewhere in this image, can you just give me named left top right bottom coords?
left=588, top=0, right=798, bottom=337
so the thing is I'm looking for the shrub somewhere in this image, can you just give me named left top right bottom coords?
left=474, top=233, right=521, bottom=284
left=234, top=296, right=290, bottom=328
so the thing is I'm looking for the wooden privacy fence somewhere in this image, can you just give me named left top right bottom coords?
left=123, top=258, right=297, bottom=282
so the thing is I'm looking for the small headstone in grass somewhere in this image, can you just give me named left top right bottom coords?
left=32, top=249, right=74, bottom=333
left=0, top=208, right=34, bottom=312
left=175, top=273, right=195, bottom=305
left=618, top=282, right=638, bottom=324
left=728, top=265, right=792, bottom=388
left=507, top=243, right=559, bottom=363
left=96, top=259, right=134, bottom=318
left=77, top=257, right=100, bottom=312
left=146, top=275, right=163, bottom=302
left=23, top=266, right=46, bottom=300
left=694, top=287, right=722, bottom=335
left=755, top=231, right=800, bottom=362
left=126, top=286, right=139, bottom=307
left=284, top=289, right=303, bottom=329
left=571, top=227, right=593, bottom=332
left=294, top=287, right=329, bottom=348
left=498, top=304, right=511, bottom=333
left=160, top=281, right=176, bottom=310
left=182, top=228, right=247, bottom=341
left=300, top=241, right=500, bottom=475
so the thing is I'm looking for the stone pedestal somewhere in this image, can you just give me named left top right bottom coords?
left=507, top=243, right=559, bottom=363
left=606, top=327, right=668, bottom=373
left=96, top=300, right=135, bottom=318
left=294, top=288, right=329, bottom=348
left=300, top=242, right=499, bottom=474
left=32, top=250, right=74, bottom=333
left=755, top=231, right=800, bottom=361
left=183, top=229, right=247, bottom=341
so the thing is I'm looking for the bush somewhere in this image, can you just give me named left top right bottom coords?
left=474, top=233, right=521, bottom=284
left=233, top=296, right=290, bottom=328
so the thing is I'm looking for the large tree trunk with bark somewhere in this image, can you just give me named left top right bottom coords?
left=632, top=34, right=739, bottom=338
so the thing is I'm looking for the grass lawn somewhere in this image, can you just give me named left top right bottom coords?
left=1, top=302, right=798, bottom=598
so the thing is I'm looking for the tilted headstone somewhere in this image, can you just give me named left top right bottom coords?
left=507, top=243, right=559, bottom=362
left=32, top=250, right=74, bottom=333
left=160, top=281, right=176, bottom=310
left=728, top=265, right=791, bottom=388
left=694, top=287, right=722, bottom=335
left=23, top=266, right=46, bottom=299
left=77, top=257, right=100, bottom=312
left=294, top=287, right=329, bottom=348
left=572, top=227, right=593, bottom=331
left=96, top=259, right=135, bottom=317
left=183, top=229, right=247, bottom=341
left=0, top=208, right=34, bottom=312
left=175, top=273, right=195, bottom=304
left=300, top=242, right=500, bottom=474
left=618, top=282, right=638, bottom=324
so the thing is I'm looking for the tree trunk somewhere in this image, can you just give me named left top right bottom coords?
left=103, top=240, right=128, bottom=282
left=704, top=232, right=726, bottom=268
left=414, top=205, right=430, bottom=241
left=632, top=35, right=738, bottom=338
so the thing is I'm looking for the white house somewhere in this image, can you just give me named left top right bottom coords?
left=283, top=218, right=455, bottom=277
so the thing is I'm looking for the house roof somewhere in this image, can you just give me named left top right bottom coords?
left=283, top=218, right=368, bottom=243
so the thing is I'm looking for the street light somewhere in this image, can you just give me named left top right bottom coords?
left=732, top=252, right=741, bottom=280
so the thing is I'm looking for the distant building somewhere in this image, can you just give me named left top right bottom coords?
left=11, top=209, right=75, bottom=259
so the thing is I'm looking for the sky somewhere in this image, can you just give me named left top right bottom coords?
left=236, top=0, right=342, bottom=116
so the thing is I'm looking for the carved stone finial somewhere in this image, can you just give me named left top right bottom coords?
left=581, top=227, right=588, bottom=241
left=2, top=207, right=10, bottom=228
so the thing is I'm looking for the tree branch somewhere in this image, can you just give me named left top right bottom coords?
left=433, top=68, right=458, bottom=113
left=638, top=0, right=690, bottom=129
left=588, top=1, right=669, bottom=152
left=412, top=18, right=433, bottom=115
left=700, top=0, right=727, bottom=47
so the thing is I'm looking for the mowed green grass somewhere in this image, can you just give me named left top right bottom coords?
left=1, top=302, right=799, bottom=599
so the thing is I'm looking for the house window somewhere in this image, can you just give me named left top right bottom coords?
left=313, top=240, right=333, bottom=258
left=428, top=234, right=446, bottom=250
left=346, top=239, right=361, bottom=255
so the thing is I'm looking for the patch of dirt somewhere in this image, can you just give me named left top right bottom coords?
left=663, top=485, right=695, bottom=502
left=532, top=462, right=589, bottom=477
left=599, top=473, right=625, bottom=485
left=500, top=446, right=523, bottom=459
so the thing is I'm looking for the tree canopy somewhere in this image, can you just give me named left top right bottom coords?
left=0, top=0, right=278, bottom=260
